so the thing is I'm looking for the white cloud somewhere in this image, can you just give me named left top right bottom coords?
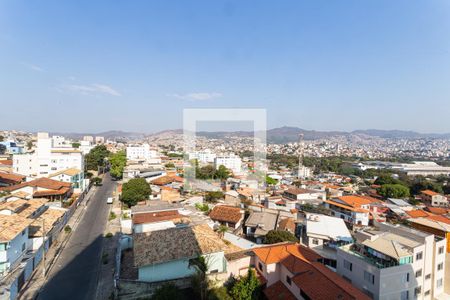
left=21, top=62, right=44, bottom=72
left=169, top=92, right=222, bottom=101
left=62, top=83, right=121, bottom=97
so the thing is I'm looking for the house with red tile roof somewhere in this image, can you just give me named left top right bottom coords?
left=421, top=190, right=448, bottom=207
left=0, top=177, right=72, bottom=201
left=0, top=172, right=25, bottom=187
left=324, top=195, right=375, bottom=226
left=208, top=205, right=243, bottom=229
left=252, top=242, right=370, bottom=300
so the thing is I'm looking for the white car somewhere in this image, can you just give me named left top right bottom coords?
left=107, top=197, right=113, bottom=204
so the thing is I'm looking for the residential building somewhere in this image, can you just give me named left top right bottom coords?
left=126, top=144, right=161, bottom=164
left=0, top=216, right=32, bottom=276
left=187, top=149, right=216, bottom=163
left=0, top=141, right=23, bottom=154
left=209, top=205, right=244, bottom=229
left=1, top=177, right=72, bottom=201
left=421, top=190, right=448, bottom=207
left=0, top=172, right=25, bottom=187
left=245, top=211, right=278, bottom=243
left=336, top=223, right=447, bottom=300
left=324, top=195, right=372, bottom=226
left=302, top=213, right=352, bottom=254
left=48, top=168, right=86, bottom=192
left=12, top=132, right=84, bottom=178
left=130, top=201, right=185, bottom=233
left=282, top=187, right=326, bottom=205
left=214, top=154, right=242, bottom=174
left=133, top=224, right=227, bottom=282
left=253, top=243, right=370, bottom=300
left=408, top=216, right=450, bottom=253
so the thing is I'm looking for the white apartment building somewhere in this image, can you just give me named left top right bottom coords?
left=13, top=133, right=84, bottom=179
left=126, top=144, right=161, bottom=164
left=214, top=153, right=242, bottom=174
left=79, top=140, right=94, bottom=155
left=187, top=149, right=216, bottom=164
left=297, top=165, right=312, bottom=179
left=337, top=223, right=447, bottom=300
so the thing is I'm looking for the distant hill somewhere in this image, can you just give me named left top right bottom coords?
left=53, top=127, right=450, bottom=143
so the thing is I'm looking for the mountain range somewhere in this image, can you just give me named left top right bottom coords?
left=53, top=127, right=450, bottom=143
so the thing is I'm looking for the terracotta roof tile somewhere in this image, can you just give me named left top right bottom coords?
left=209, top=205, right=243, bottom=224
left=406, top=209, right=431, bottom=218
left=263, top=281, right=296, bottom=300
left=132, top=210, right=185, bottom=225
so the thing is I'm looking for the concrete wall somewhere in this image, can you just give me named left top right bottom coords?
left=138, top=252, right=225, bottom=283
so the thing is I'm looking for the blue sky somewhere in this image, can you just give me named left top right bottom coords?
left=0, top=0, right=449, bottom=133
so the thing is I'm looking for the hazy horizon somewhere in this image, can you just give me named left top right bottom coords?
left=1, top=1, right=449, bottom=133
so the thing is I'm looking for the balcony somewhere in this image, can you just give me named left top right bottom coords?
left=340, top=244, right=401, bottom=269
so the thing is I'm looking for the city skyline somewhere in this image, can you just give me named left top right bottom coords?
left=1, top=0, right=450, bottom=133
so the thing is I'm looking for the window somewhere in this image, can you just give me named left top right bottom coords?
left=438, top=246, right=444, bottom=255
left=416, top=251, right=423, bottom=261
left=286, top=275, right=291, bottom=285
left=425, top=274, right=431, bottom=280
left=343, top=260, right=352, bottom=271
left=21, top=230, right=26, bottom=236
left=21, top=243, right=25, bottom=252
left=424, top=290, right=430, bottom=296
left=258, top=262, right=263, bottom=272
left=364, top=271, right=375, bottom=284
left=402, top=273, right=410, bottom=283
left=414, top=286, right=421, bottom=297
left=400, top=290, right=409, bottom=300
left=437, top=278, right=443, bottom=288
left=312, top=239, right=319, bottom=245
left=437, top=263, right=443, bottom=271
left=415, top=269, right=422, bottom=278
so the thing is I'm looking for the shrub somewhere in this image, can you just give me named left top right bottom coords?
left=64, top=225, right=72, bottom=233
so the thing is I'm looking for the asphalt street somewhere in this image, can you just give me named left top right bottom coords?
left=37, top=174, right=116, bottom=300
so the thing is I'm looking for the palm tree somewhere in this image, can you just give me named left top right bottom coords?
left=217, top=225, right=228, bottom=238
left=188, top=255, right=209, bottom=300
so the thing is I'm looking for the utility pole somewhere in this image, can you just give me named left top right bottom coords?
left=298, top=133, right=304, bottom=179
left=42, top=219, right=46, bottom=278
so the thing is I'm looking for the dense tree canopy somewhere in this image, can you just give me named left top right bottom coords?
left=109, top=151, right=127, bottom=179
left=264, top=230, right=298, bottom=244
left=121, top=178, right=151, bottom=207
left=196, top=164, right=231, bottom=180
left=85, top=145, right=110, bottom=171
left=230, top=268, right=260, bottom=300
left=378, top=184, right=410, bottom=199
left=204, top=191, right=224, bottom=203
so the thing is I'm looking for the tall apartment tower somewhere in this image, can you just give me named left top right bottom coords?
left=297, top=133, right=311, bottom=179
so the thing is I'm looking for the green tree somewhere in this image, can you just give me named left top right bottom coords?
left=217, top=225, right=228, bottom=238
left=189, top=256, right=209, bottom=300
left=265, top=176, right=278, bottom=185
left=165, top=162, right=175, bottom=169
left=151, top=282, right=182, bottom=300
left=109, top=151, right=127, bottom=179
left=85, top=145, right=110, bottom=171
left=374, top=175, right=400, bottom=186
left=0, top=135, right=4, bottom=142
left=205, top=191, right=224, bottom=203
left=264, top=230, right=298, bottom=244
left=215, top=165, right=231, bottom=179
left=72, top=142, right=81, bottom=148
left=92, top=177, right=102, bottom=186
left=378, top=184, right=410, bottom=199
left=121, top=178, right=151, bottom=207
left=26, top=140, right=33, bottom=150
left=230, top=268, right=260, bottom=300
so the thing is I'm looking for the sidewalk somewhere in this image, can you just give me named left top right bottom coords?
left=17, top=187, right=98, bottom=300
left=96, top=184, right=122, bottom=300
